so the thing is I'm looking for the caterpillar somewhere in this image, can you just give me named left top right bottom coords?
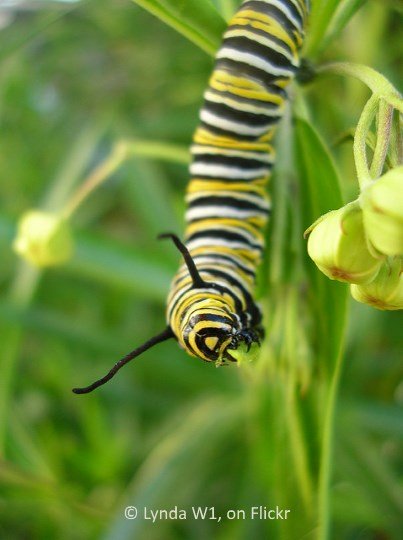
left=73, top=0, right=310, bottom=394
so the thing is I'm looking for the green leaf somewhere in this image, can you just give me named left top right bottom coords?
left=294, top=118, right=349, bottom=540
left=306, top=0, right=343, bottom=57
left=320, top=0, right=366, bottom=53
left=131, top=0, right=226, bottom=56
left=294, top=117, right=348, bottom=369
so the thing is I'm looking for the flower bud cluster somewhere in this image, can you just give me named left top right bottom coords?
left=306, top=168, right=403, bottom=311
left=13, top=210, right=73, bottom=268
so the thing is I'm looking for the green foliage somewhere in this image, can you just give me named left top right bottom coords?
left=131, top=0, right=227, bottom=55
left=307, top=0, right=366, bottom=57
left=0, top=1, right=401, bottom=540
left=295, top=118, right=347, bottom=370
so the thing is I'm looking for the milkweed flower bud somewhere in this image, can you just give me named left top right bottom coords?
left=306, top=202, right=382, bottom=284
left=361, top=167, right=403, bottom=256
left=351, top=257, right=403, bottom=310
left=13, top=210, right=73, bottom=268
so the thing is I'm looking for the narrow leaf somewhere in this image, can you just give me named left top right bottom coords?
left=306, top=0, right=343, bottom=57
left=294, top=117, right=348, bottom=368
left=131, top=0, right=226, bottom=56
left=320, top=0, right=366, bottom=53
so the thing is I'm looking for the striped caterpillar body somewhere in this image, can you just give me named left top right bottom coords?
left=73, top=0, right=310, bottom=394
left=168, top=0, right=310, bottom=363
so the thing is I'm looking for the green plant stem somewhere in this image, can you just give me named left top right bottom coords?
left=63, top=140, right=189, bottom=220
left=286, top=382, right=314, bottom=512
left=284, top=290, right=314, bottom=512
left=62, top=143, right=127, bottom=219
left=318, top=62, right=401, bottom=186
left=0, top=263, right=40, bottom=455
left=43, top=121, right=106, bottom=213
left=354, top=95, right=379, bottom=188
left=389, top=111, right=403, bottom=168
left=370, top=101, right=394, bottom=178
left=0, top=129, right=107, bottom=455
left=317, top=63, right=403, bottom=113
left=269, top=105, right=293, bottom=285
left=124, top=140, right=189, bottom=164
left=317, top=319, right=348, bottom=540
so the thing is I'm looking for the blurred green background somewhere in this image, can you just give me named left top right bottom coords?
left=0, top=1, right=402, bottom=539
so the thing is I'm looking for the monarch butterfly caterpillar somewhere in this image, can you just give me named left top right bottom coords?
left=73, top=0, right=310, bottom=394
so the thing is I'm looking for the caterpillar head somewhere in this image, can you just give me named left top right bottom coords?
left=179, top=300, right=262, bottom=365
left=72, top=234, right=262, bottom=394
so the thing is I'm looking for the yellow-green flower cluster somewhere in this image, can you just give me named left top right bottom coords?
left=306, top=167, right=403, bottom=310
